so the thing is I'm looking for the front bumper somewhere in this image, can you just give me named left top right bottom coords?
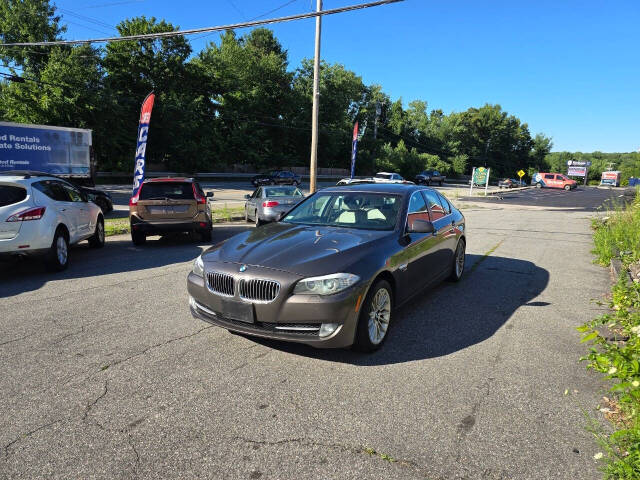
left=186, top=268, right=366, bottom=348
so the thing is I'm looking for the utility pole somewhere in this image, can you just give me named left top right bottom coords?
left=372, top=101, right=381, bottom=174
left=309, top=0, right=322, bottom=194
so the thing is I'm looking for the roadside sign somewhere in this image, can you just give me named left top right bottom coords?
left=473, top=167, right=488, bottom=185
left=517, top=169, right=525, bottom=178
left=567, top=160, right=592, bottom=167
left=567, top=166, right=587, bottom=177
left=469, top=166, right=490, bottom=196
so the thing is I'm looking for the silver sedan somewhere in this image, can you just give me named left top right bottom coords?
left=244, top=186, right=305, bottom=226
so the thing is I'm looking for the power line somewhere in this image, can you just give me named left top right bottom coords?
left=248, top=0, right=301, bottom=21
left=193, top=0, right=303, bottom=43
left=64, top=20, right=115, bottom=36
left=225, top=0, right=245, bottom=17
left=57, top=8, right=117, bottom=31
left=0, top=72, right=70, bottom=88
left=0, top=0, right=403, bottom=47
left=85, top=0, right=145, bottom=8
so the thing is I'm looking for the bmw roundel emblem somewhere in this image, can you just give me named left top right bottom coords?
left=239, top=264, right=248, bottom=272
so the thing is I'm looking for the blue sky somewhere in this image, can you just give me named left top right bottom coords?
left=54, top=0, right=640, bottom=152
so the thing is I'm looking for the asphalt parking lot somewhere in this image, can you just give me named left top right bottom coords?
left=0, top=187, right=625, bottom=479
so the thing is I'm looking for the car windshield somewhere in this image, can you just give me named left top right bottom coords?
left=283, top=192, right=401, bottom=231
left=265, top=187, right=302, bottom=197
left=374, top=173, right=392, bottom=180
left=139, top=182, right=194, bottom=200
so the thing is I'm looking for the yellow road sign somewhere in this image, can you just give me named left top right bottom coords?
left=517, top=169, right=525, bottom=178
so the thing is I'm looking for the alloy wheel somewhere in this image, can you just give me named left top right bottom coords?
left=455, top=242, right=465, bottom=278
left=368, top=287, right=391, bottom=345
left=97, top=221, right=105, bottom=243
left=57, top=236, right=68, bottom=265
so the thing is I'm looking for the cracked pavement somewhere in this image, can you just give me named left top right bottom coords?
left=0, top=189, right=621, bottom=479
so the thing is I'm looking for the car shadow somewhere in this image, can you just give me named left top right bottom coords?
left=248, top=253, right=550, bottom=365
left=0, top=226, right=251, bottom=298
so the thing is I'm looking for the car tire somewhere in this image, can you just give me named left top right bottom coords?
left=269, top=180, right=276, bottom=185
left=293, top=180, right=300, bottom=187
left=353, top=279, right=393, bottom=353
left=448, top=238, right=466, bottom=282
left=88, top=217, right=105, bottom=248
left=245, top=207, right=250, bottom=223
left=131, top=230, right=146, bottom=245
left=46, top=227, right=69, bottom=272
left=536, top=183, right=542, bottom=188
left=426, top=179, right=431, bottom=186
left=255, top=211, right=262, bottom=227
left=564, top=184, right=571, bottom=191
left=439, top=180, right=443, bottom=186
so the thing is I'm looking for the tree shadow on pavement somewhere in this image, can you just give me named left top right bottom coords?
left=250, top=253, right=550, bottom=365
left=0, top=226, right=251, bottom=299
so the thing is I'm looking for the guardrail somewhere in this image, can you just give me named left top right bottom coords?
left=96, top=171, right=345, bottom=180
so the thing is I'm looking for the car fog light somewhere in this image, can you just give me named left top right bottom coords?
left=319, top=323, right=340, bottom=337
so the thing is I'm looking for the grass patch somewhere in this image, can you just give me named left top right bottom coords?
left=592, top=194, right=640, bottom=267
left=579, top=191, right=640, bottom=479
left=104, top=218, right=130, bottom=237
left=212, top=204, right=245, bottom=223
left=104, top=205, right=246, bottom=237
left=362, top=446, right=396, bottom=463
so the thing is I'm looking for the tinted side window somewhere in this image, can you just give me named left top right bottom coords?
left=544, top=174, right=554, bottom=179
left=555, top=175, right=564, bottom=180
left=33, top=180, right=70, bottom=202
left=0, top=185, right=27, bottom=207
left=63, top=184, right=84, bottom=202
left=406, top=192, right=429, bottom=230
left=437, top=192, right=451, bottom=215
left=423, top=190, right=446, bottom=221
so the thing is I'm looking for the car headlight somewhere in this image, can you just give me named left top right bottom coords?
left=294, top=273, right=359, bottom=295
left=192, top=255, right=204, bottom=277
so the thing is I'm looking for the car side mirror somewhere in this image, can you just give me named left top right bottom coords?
left=408, top=219, right=435, bottom=234
left=206, top=192, right=214, bottom=198
left=244, top=194, right=251, bottom=200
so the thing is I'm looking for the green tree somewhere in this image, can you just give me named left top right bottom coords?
left=101, top=16, right=200, bottom=171
left=0, top=0, right=64, bottom=73
left=195, top=29, right=294, bottom=170
left=292, top=59, right=366, bottom=168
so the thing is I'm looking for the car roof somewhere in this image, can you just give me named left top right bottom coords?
left=322, top=183, right=431, bottom=196
left=0, top=170, right=62, bottom=184
left=143, top=177, right=193, bottom=183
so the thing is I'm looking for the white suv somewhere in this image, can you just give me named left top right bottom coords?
left=0, top=172, right=105, bottom=270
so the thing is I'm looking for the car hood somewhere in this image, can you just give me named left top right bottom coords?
left=203, top=222, right=391, bottom=276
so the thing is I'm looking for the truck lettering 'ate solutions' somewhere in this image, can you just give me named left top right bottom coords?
left=0, top=121, right=92, bottom=179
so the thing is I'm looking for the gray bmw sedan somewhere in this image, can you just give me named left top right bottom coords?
left=187, top=183, right=466, bottom=352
